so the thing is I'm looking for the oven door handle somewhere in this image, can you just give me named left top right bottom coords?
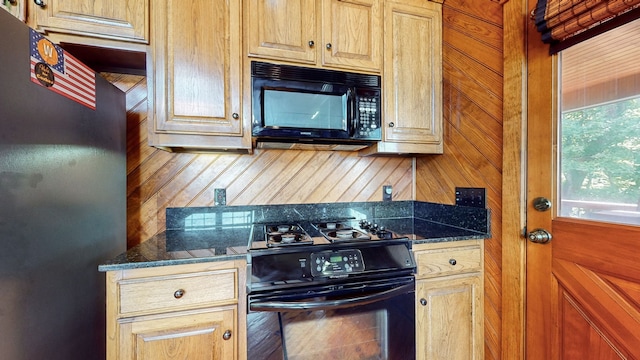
left=249, top=282, right=414, bottom=311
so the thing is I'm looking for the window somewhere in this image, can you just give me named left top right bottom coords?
left=559, top=18, right=640, bottom=226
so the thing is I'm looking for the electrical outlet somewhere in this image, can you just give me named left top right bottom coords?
left=382, top=185, right=393, bottom=201
left=214, top=188, right=226, bottom=206
left=455, top=187, right=486, bottom=208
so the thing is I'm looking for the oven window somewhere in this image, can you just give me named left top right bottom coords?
left=263, top=89, right=347, bottom=130
left=281, top=309, right=388, bottom=359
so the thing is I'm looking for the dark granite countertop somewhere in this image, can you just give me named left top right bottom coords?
left=98, top=215, right=489, bottom=272
left=98, top=226, right=252, bottom=272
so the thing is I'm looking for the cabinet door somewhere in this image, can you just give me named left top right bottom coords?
left=30, top=0, right=148, bottom=43
left=321, top=0, right=381, bottom=72
left=1, top=0, right=25, bottom=21
left=150, top=0, right=243, bottom=138
left=246, top=0, right=316, bottom=63
left=118, top=307, right=236, bottom=360
left=383, top=1, right=442, bottom=147
left=416, top=275, right=483, bottom=360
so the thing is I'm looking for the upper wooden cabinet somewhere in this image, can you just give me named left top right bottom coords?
left=29, top=0, right=149, bottom=43
left=360, top=0, right=443, bottom=156
left=246, top=0, right=382, bottom=73
left=1, top=0, right=25, bottom=21
left=148, top=0, right=251, bottom=152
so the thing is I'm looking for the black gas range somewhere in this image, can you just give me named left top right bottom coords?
left=246, top=219, right=416, bottom=310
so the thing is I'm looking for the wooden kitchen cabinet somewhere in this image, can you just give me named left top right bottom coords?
left=106, top=261, right=247, bottom=360
left=360, top=0, right=443, bottom=156
left=246, top=0, right=382, bottom=73
left=1, top=0, right=25, bottom=21
left=413, top=240, right=484, bottom=360
left=148, top=0, right=251, bottom=152
left=28, top=0, right=148, bottom=43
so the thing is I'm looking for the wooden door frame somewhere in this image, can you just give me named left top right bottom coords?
left=502, top=0, right=534, bottom=358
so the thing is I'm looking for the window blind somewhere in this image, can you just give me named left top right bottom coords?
left=533, top=0, right=640, bottom=53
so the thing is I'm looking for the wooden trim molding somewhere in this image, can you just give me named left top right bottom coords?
left=502, top=0, right=527, bottom=359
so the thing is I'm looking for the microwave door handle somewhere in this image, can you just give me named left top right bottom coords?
left=347, top=87, right=357, bottom=136
left=249, top=282, right=414, bottom=312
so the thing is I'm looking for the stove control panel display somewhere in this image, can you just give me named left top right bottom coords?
left=310, top=249, right=364, bottom=277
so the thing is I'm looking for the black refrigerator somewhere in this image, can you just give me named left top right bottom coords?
left=0, top=10, right=126, bottom=360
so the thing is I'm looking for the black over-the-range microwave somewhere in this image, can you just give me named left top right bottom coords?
left=251, top=61, right=382, bottom=150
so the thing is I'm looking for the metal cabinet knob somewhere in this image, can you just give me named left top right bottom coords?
left=527, top=228, right=552, bottom=244
left=420, top=298, right=427, bottom=306
left=34, top=0, right=46, bottom=7
left=449, top=259, right=457, bottom=266
left=326, top=43, right=332, bottom=50
left=173, top=289, right=185, bottom=299
left=308, top=40, right=315, bottom=48
left=232, top=112, right=239, bottom=120
left=223, top=330, right=232, bottom=340
left=388, top=122, right=395, bottom=128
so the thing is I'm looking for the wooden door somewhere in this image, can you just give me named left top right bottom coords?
left=526, top=4, right=640, bottom=359
left=246, top=0, right=317, bottom=63
left=30, top=0, right=148, bottom=42
left=320, top=0, right=381, bottom=72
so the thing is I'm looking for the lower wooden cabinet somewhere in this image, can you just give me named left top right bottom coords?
left=413, top=240, right=484, bottom=360
left=118, top=307, right=236, bottom=359
left=106, top=261, right=247, bottom=360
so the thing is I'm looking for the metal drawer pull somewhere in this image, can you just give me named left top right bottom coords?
left=223, top=330, right=232, bottom=340
left=420, top=298, right=427, bottom=306
left=173, top=289, right=185, bottom=299
left=449, top=258, right=457, bottom=266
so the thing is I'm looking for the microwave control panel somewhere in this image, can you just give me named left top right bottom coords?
left=355, top=92, right=381, bottom=140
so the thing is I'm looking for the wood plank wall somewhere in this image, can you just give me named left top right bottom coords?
left=414, top=1, right=503, bottom=359
left=101, top=73, right=413, bottom=248
left=103, top=2, right=504, bottom=357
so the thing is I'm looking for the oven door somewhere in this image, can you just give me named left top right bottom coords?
left=247, top=276, right=415, bottom=360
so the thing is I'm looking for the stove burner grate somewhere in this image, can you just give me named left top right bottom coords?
left=265, top=224, right=313, bottom=248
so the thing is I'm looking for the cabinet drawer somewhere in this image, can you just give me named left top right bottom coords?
left=415, top=246, right=481, bottom=278
left=119, top=270, right=237, bottom=315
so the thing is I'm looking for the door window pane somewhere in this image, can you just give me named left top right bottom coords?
left=559, top=19, right=640, bottom=226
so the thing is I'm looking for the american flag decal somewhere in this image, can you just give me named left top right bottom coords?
left=30, top=29, right=96, bottom=110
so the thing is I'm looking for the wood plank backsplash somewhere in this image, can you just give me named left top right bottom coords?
left=416, top=1, right=503, bottom=360
left=102, top=72, right=413, bottom=247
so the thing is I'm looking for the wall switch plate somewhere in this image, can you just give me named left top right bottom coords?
left=455, top=187, right=486, bottom=208
left=214, top=188, right=226, bottom=206
left=382, top=185, right=393, bottom=201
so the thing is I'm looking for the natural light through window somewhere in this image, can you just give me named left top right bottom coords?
left=559, top=18, right=640, bottom=226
